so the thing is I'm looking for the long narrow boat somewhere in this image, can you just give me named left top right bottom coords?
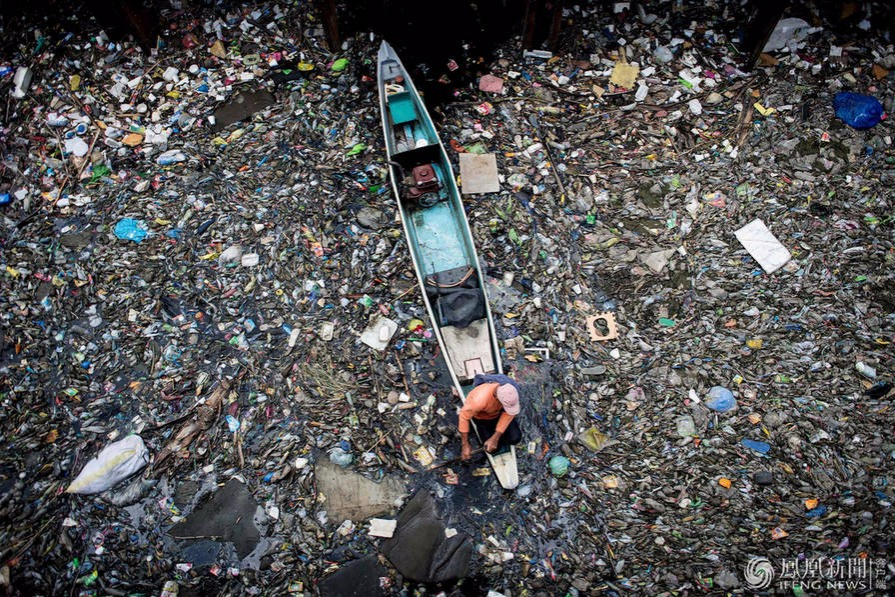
left=377, top=41, right=518, bottom=490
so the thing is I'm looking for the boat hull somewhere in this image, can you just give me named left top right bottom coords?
left=377, top=41, right=518, bottom=489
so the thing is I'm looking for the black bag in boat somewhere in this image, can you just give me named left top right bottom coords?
left=432, top=287, right=485, bottom=328
left=425, top=266, right=485, bottom=328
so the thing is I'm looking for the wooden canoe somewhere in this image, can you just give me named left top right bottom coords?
left=377, top=41, right=518, bottom=490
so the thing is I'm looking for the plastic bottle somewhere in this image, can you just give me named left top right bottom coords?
left=855, top=362, right=877, bottom=379
left=705, top=386, right=736, bottom=412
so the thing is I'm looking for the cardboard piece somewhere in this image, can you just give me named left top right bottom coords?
left=734, top=219, right=791, bottom=274
left=586, top=312, right=618, bottom=341
left=315, top=459, right=406, bottom=523
left=458, top=153, right=500, bottom=194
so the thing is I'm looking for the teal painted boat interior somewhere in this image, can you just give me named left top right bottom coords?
left=379, top=54, right=476, bottom=279
left=409, top=200, right=471, bottom=275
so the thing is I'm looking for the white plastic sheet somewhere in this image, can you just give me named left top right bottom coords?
left=66, top=435, right=150, bottom=494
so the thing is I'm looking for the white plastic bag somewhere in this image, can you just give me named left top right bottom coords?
left=763, top=18, right=814, bottom=52
left=66, top=435, right=150, bottom=494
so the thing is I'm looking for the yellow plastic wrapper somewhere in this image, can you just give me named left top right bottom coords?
left=578, top=427, right=612, bottom=452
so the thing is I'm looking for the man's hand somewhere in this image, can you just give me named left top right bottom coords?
left=460, top=431, right=471, bottom=461
left=484, top=435, right=500, bottom=453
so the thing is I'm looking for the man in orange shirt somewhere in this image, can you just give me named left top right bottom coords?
left=459, top=375, right=522, bottom=461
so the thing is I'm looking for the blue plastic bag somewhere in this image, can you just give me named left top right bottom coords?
left=705, top=386, right=737, bottom=412
left=114, top=218, right=148, bottom=243
left=741, top=438, right=771, bottom=455
left=806, top=505, right=828, bottom=518
left=833, top=92, right=884, bottom=129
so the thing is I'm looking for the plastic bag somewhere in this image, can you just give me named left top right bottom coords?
left=329, top=447, right=353, bottom=467
left=762, top=18, right=813, bottom=52
left=705, top=386, right=737, bottom=412
left=548, top=455, right=570, bottom=477
left=114, top=218, right=148, bottom=243
left=833, top=92, right=884, bottom=130
left=578, top=427, right=612, bottom=452
left=67, top=435, right=150, bottom=494
left=741, top=438, right=771, bottom=455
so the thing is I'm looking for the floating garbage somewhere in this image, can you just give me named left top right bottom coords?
left=329, top=447, right=353, bottom=467
left=741, top=439, right=772, bottom=455
left=548, top=455, right=571, bottom=477
left=856, top=361, right=878, bottom=379
left=705, top=386, right=737, bottom=413
left=676, top=415, right=697, bottom=437
left=734, top=219, right=792, bottom=274
left=11, top=66, right=32, bottom=99
left=360, top=316, right=398, bottom=351
left=762, top=17, right=816, bottom=52
left=157, top=149, right=187, bottom=165
left=64, top=136, right=89, bottom=157
left=66, top=435, right=150, bottom=494
left=113, top=218, right=148, bottom=243
left=1, top=1, right=892, bottom=595
left=578, top=427, right=613, bottom=451
left=833, top=92, right=884, bottom=130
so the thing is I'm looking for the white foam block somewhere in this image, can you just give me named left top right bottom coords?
left=368, top=518, right=397, bottom=538
left=734, top=219, right=791, bottom=274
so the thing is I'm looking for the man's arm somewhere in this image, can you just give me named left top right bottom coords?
left=483, top=429, right=502, bottom=452
left=459, top=384, right=489, bottom=460
left=461, top=431, right=471, bottom=460
left=484, top=411, right=515, bottom=452
left=495, top=412, right=514, bottom=434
